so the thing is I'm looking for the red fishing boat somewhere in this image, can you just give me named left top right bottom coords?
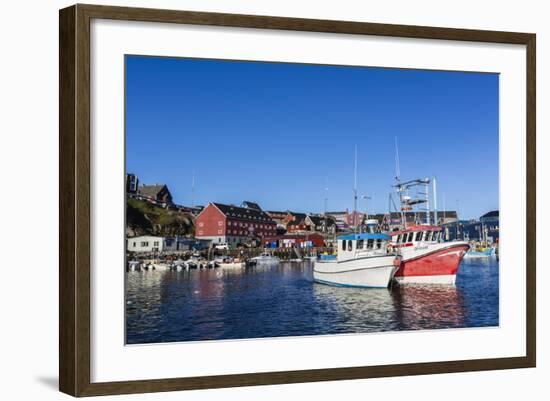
left=389, top=225, right=469, bottom=284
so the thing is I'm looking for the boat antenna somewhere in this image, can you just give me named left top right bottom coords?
left=353, top=144, right=358, bottom=233
left=394, top=136, right=401, bottom=183
left=394, top=137, right=405, bottom=229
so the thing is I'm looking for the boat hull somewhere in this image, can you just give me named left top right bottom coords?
left=394, top=242, right=469, bottom=285
left=313, top=255, right=399, bottom=288
left=218, top=262, right=245, bottom=269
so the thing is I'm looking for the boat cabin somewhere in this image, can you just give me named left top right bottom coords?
left=336, top=233, right=392, bottom=262
left=390, top=225, right=442, bottom=248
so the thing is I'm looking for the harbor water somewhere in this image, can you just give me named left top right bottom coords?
left=126, top=257, right=499, bottom=344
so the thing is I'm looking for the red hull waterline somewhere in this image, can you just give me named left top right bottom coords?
left=394, top=244, right=470, bottom=285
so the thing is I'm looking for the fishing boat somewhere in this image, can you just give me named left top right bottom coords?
left=464, top=244, right=496, bottom=258
left=216, top=257, right=246, bottom=269
left=389, top=225, right=469, bottom=285
left=251, top=253, right=280, bottom=264
left=313, top=233, right=400, bottom=288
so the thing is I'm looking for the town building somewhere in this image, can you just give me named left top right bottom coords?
left=163, top=237, right=210, bottom=252
left=138, top=184, right=173, bottom=205
left=263, top=233, right=326, bottom=248
left=285, top=212, right=308, bottom=232
left=265, top=210, right=288, bottom=225
left=326, top=210, right=348, bottom=222
left=127, top=236, right=165, bottom=253
left=126, top=173, right=139, bottom=194
left=443, top=210, right=499, bottom=242
left=195, top=202, right=277, bottom=247
left=305, top=215, right=337, bottom=234
left=346, top=210, right=366, bottom=227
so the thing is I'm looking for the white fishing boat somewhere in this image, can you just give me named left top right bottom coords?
left=313, top=233, right=400, bottom=288
left=251, top=253, right=280, bottom=264
left=216, top=257, right=245, bottom=269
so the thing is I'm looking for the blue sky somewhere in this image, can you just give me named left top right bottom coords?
left=126, top=55, right=499, bottom=219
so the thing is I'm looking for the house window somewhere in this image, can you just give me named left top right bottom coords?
left=198, top=222, right=204, bottom=227
left=218, top=230, right=222, bottom=234
left=198, top=230, right=203, bottom=235
left=218, top=221, right=223, bottom=226
left=132, top=242, right=136, bottom=247
left=141, top=242, right=148, bottom=247
left=153, top=241, right=159, bottom=246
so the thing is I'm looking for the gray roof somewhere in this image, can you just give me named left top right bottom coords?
left=139, top=184, right=166, bottom=198
left=307, top=215, right=336, bottom=226
left=213, top=203, right=275, bottom=223
left=242, top=201, right=262, bottom=211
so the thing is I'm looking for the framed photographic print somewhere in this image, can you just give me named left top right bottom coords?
left=59, top=4, right=536, bottom=397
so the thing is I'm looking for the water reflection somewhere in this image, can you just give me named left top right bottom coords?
left=126, top=259, right=498, bottom=344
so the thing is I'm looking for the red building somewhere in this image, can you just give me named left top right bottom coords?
left=285, top=212, right=307, bottom=232
left=195, top=202, right=277, bottom=247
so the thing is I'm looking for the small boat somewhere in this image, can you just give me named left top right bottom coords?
left=313, top=233, right=400, bottom=288
left=464, top=245, right=496, bottom=258
left=127, top=260, right=141, bottom=271
left=288, top=258, right=303, bottom=263
left=245, top=259, right=257, bottom=267
left=251, top=253, right=280, bottom=264
left=216, top=257, right=245, bottom=269
left=150, top=263, right=171, bottom=271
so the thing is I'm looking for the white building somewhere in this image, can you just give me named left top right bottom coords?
left=127, top=236, right=164, bottom=253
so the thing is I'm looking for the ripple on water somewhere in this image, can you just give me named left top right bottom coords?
left=125, top=259, right=499, bottom=344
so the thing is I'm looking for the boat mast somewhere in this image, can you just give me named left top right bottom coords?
left=394, top=137, right=405, bottom=229
left=433, top=176, right=438, bottom=226
left=353, top=145, right=358, bottom=233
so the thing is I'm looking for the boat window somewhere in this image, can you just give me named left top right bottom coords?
left=348, top=240, right=353, bottom=251
left=396, top=234, right=401, bottom=243
left=425, top=231, right=432, bottom=241
left=376, top=239, right=382, bottom=249
left=367, top=239, right=374, bottom=249
left=357, top=239, right=364, bottom=249
left=407, top=232, right=414, bottom=242
left=415, top=231, right=423, bottom=242
left=341, top=241, right=346, bottom=251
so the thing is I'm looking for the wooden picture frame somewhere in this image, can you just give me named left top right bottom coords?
left=59, top=3, right=536, bottom=397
